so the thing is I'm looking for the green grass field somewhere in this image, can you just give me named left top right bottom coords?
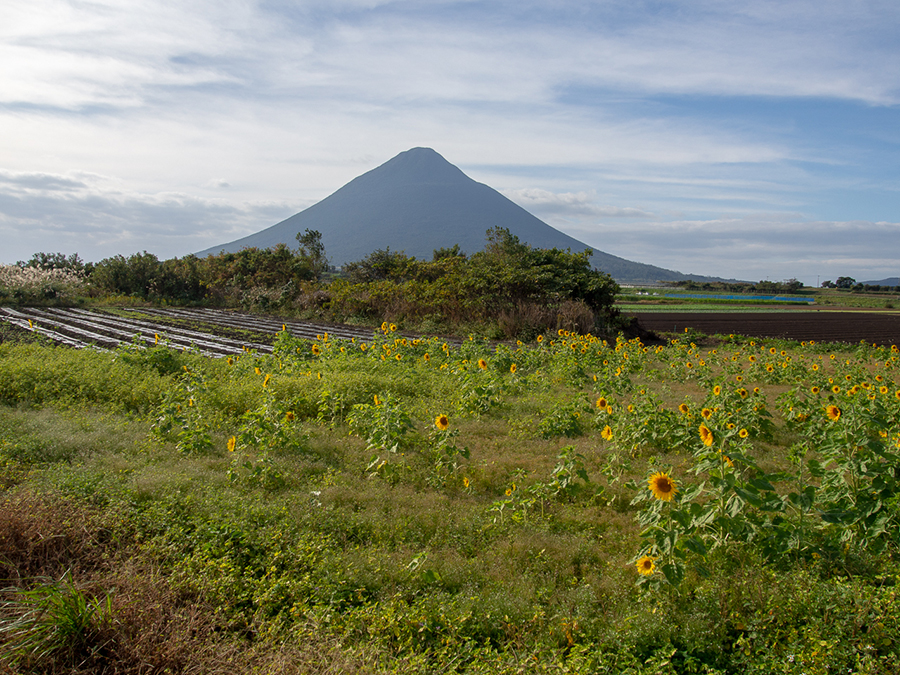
left=2, top=323, right=900, bottom=673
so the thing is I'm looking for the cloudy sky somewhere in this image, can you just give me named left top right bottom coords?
left=2, top=0, right=899, bottom=285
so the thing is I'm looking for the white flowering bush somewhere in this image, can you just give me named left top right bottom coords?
left=0, top=264, right=85, bottom=304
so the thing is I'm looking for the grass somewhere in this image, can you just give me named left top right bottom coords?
left=619, top=287, right=900, bottom=313
left=1, top=325, right=900, bottom=673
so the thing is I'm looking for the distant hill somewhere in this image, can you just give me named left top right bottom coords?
left=863, top=277, right=900, bottom=286
left=196, top=148, right=720, bottom=284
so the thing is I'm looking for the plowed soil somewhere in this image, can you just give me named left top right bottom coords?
left=628, top=311, right=900, bottom=346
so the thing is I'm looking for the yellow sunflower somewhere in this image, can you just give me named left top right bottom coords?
left=435, top=414, right=450, bottom=431
left=477, top=358, right=488, bottom=370
left=636, top=555, right=657, bottom=576
left=648, top=472, right=678, bottom=501
left=826, top=405, right=841, bottom=421
left=596, top=397, right=608, bottom=410
left=510, top=363, right=518, bottom=374
left=601, top=425, right=613, bottom=441
left=713, top=385, right=721, bottom=396
left=227, top=436, right=236, bottom=452
left=701, top=408, right=713, bottom=420
left=699, top=424, right=714, bottom=446
left=739, top=428, right=749, bottom=438
left=678, top=403, right=690, bottom=415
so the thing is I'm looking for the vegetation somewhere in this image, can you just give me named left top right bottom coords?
left=1, top=229, right=622, bottom=339
left=1, top=324, right=900, bottom=673
left=662, top=279, right=809, bottom=294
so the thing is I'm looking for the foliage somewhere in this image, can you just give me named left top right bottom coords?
left=0, top=264, right=85, bottom=306
left=3, top=325, right=900, bottom=672
left=0, top=578, right=113, bottom=668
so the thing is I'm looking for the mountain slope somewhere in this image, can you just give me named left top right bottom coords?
left=196, top=148, right=704, bottom=283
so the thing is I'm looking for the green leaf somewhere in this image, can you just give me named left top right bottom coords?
left=733, top=486, right=763, bottom=508
left=660, top=561, right=684, bottom=588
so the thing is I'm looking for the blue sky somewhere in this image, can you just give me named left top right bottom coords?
left=2, top=0, right=898, bottom=285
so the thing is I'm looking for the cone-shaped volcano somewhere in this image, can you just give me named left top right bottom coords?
left=196, top=148, right=692, bottom=283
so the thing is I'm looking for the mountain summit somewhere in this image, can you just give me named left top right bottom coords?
left=196, top=147, right=695, bottom=283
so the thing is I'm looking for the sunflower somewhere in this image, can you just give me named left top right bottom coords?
left=596, top=397, right=608, bottom=410
left=285, top=411, right=295, bottom=422
left=536, top=335, right=544, bottom=343
left=510, top=363, right=518, bottom=374
left=435, top=414, right=450, bottom=431
left=825, top=405, right=841, bottom=421
left=739, top=428, right=749, bottom=438
left=713, top=385, right=721, bottom=396
left=373, top=394, right=381, bottom=406
left=601, top=425, right=613, bottom=441
left=227, top=436, right=236, bottom=453
left=477, top=358, right=488, bottom=370
left=311, top=344, right=321, bottom=356
left=737, top=388, right=748, bottom=399
left=678, top=403, right=690, bottom=415
left=648, top=472, right=678, bottom=501
left=701, top=408, right=713, bottom=420
left=423, top=353, right=431, bottom=362
left=263, top=374, right=271, bottom=388
left=811, top=386, right=820, bottom=394
left=699, top=424, right=714, bottom=446
left=636, top=555, right=657, bottom=576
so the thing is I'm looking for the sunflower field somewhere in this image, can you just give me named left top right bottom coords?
left=1, top=323, right=900, bottom=673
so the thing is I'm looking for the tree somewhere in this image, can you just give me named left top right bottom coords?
left=295, top=229, right=329, bottom=280
left=19, top=252, right=87, bottom=274
left=835, top=276, right=856, bottom=289
left=343, top=248, right=418, bottom=283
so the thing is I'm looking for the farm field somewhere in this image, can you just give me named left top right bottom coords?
left=2, top=311, right=900, bottom=673
left=628, top=311, right=900, bottom=347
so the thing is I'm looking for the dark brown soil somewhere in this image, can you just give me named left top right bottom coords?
left=628, top=311, right=900, bottom=346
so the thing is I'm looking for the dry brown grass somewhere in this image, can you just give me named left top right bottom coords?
left=0, top=489, right=396, bottom=675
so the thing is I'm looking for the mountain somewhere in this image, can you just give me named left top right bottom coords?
left=196, top=147, right=712, bottom=284
left=863, top=277, right=900, bottom=286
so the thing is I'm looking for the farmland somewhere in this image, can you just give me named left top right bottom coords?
left=2, top=311, right=900, bottom=673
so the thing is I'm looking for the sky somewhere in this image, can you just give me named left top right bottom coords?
left=2, top=0, right=899, bottom=286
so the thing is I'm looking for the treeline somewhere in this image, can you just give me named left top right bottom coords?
left=6, top=228, right=622, bottom=339
left=662, top=279, right=807, bottom=293
left=821, top=276, right=900, bottom=292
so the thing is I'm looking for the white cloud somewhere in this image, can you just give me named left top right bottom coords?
left=0, top=0, right=898, bottom=285
left=501, top=188, right=655, bottom=219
